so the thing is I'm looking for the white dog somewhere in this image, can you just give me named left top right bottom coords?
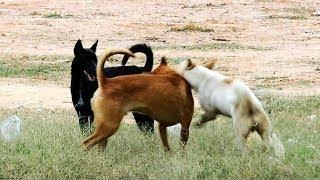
left=177, top=59, right=285, bottom=157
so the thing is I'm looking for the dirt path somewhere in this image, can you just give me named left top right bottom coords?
left=0, top=78, right=72, bottom=109
left=0, top=76, right=319, bottom=111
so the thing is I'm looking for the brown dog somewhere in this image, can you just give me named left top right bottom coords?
left=82, top=49, right=194, bottom=151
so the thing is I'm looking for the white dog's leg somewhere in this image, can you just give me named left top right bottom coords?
left=193, top=111, right=217, bottom=127
left=232, top=112, right=252, bottom=154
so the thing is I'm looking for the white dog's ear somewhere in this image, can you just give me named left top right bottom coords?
left=186, top=59, right=195, bottom=70
left=202, top=59, right=217, bottom=69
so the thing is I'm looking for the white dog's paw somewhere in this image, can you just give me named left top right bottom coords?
left=193, top=121, right=205, bottom=128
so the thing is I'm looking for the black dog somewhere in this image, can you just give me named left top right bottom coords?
left=71, top=40, right=154, bottom=133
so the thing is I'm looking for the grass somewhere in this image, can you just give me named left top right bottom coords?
left=0, top=54, right=72, bottom=86
left=43, top=12, right=63, bottom=19
left=29, top=11, right=41, bottom=16
left=170, top=22, right=214, bottom=32
left=154, top=42, right=274, bottom=51
left=0, top=96, right=319, bottom=179
left=267, top=15, right=308, bottom=20
left=0, top=54, right=155, bottom=85
left=0, top=41, right=274, bottom=84
left=254, top=75, right=315, bottom=89
left=182, top=2, right=226, bottom=9
left=282, top=7, right=315, bottom=15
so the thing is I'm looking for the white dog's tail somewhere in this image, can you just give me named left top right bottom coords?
left=97, top=49, right=135, bottom=87
left=270, top=132, right=285, bottom=158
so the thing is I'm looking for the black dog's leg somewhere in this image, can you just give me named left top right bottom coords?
left=79, top=116, right=89, bottom=132
left=76, top=100, right=94, bottom=133
left=79, top=116, right=94, bottom=133
left=133, top=113, right=154, bottom=133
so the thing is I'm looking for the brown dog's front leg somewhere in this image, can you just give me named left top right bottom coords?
left=158, top=124, right=170, bottom=151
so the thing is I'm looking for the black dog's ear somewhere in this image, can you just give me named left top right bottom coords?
left=90, top=40, right=98, bottom=52
left=74, top=39, right=83, bottom=56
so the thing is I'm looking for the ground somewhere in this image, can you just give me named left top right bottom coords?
left=0, top=0, right=319, bottom=111
left=0, top=0, right=319, bottom=178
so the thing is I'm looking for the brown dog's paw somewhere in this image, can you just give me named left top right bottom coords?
left=81, top=142, right=90, bottom=151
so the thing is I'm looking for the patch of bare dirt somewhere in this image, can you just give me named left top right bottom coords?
left=0, top=0, right=319, bottom=111
left=0, top=78, right=72, bottom=109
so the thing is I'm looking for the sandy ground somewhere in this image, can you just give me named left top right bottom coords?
left=0, top=0, right=319, bottom=111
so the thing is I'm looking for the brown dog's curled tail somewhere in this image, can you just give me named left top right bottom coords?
left=97, top=48, right=135, bottom=87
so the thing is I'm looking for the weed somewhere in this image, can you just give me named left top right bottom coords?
left=154, top=42, right=273, bottom=51
left=43, top=12, right=63, bottom=19
left=170, top=22, right=214, bottom=32
left=267, top=15, right=307, bottom=20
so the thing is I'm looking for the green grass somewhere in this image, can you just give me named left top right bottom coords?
left=154, top=42, right=273, bottom=51
left=0, top=54, right=71, bottom=85
left=0, top=96, right=319, bottom=179
left=43, top=12, right=63, bottom=19
left=170, top=22, right=214, bottom=32
left=282, top=7, right=314, bottom=15
left=267, top=15, right=308, bottom=20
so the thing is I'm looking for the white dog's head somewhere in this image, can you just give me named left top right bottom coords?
left=176, top=59, right=217, bottom=90
left=176, top=59, right=216, bottom=74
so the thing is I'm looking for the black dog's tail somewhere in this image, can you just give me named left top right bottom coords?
left=121, top=43, right=154, bottom=72
left=97, top=49, right=135, bottom=87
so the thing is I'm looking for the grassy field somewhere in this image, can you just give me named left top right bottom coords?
left=0, top=95, right=319, bottom=179
left=0, top=54, right=72, bottom=86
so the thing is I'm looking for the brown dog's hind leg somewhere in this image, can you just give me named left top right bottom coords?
left=82, top=114, right=122, bottom=150
left=158, top=123, right=170, bottom=151
left=98, top=139, right=108, bottom=150
left=82, top=133, right=107, bottom=150
left=180, top=113, right=193, bottom=148
left=82, top=134, right=96, bottom=148
left=180, top=126, right=189, bottom=148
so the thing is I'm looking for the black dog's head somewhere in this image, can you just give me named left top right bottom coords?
left=73, top=39, right=98, bottom=81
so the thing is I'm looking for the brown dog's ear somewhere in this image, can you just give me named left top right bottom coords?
left=187, top=59, right=195, bottom=70
left=202, top=59, right=217, bottom=69
left=160, top=56, right=168, bottom=65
